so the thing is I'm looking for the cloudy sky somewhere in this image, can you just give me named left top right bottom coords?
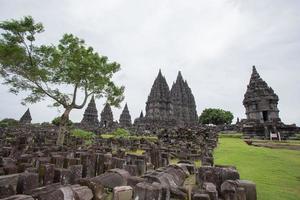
left=0, top=0, right=299, bottom=125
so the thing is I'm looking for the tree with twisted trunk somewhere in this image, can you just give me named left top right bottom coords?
left=0, top=16, right=124, bottom=145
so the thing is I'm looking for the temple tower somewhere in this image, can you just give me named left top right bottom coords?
left=81, top=96, right=99, bottom=126
left=19, top=108, right=32, bottom=124
left=243, top=66, right=280, bottom=123
left=170, top=71, right=198, bottom=125
left=119, top=103, right=132, bottom=127
left=100, top=103, right=114, bottom=128
left=145, top=70, right=174, bottom=121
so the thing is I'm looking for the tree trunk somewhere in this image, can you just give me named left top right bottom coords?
left=56, top=107, right=72, bottom=146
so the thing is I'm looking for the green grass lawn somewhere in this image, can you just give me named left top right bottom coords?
left=214, top=138, right=300, bottom=200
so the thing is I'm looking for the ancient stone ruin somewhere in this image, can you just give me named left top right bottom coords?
left=134, top=70, right=198, bottom=129
left=19, top=109, right=32, bottom=124
left=119, top=104, right=132, bottom=128
left=0, top=124, right=257, bottom=200
left=240, top=66, right=298, bottom=139
left=81, top=96, right=99, bottom=127
left=100, top=103, right=114, bottom=128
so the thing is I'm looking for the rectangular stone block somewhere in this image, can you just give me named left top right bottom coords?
left=113, top=186, right=133, bottom=200
left=68, top=164, right=83, bottom=184
left=0, top=174, right=19, bottom=198
left=17, top=172, right=39, bottom=194
left=54, top=168, right=71, bottom=185
left=39, top=164, right=54, bottom=185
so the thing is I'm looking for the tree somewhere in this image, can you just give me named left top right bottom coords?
left=199, top=108, right=234, bottom=125
left=52, top=117, right=73, bottom=127
left=0, top=16, right=124, bottom=145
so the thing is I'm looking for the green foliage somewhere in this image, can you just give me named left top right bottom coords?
left=218, top=132, right=243, bottom=138
left=0, top=16, right=125, bottom=145
left=110, top=128, right=130, bottom=138
left=0, top=16, right=124, bottom=108
left=0, top=118, right=19, bottom=128
left=199, top=108, right=234, bottom=125
left=215, top=138, right=300, bottom=200
left=51, top=117, right=73, bottom=127
left=71, top=129, right=95, bottom=146
left=101, top=128, right=158, bottom=142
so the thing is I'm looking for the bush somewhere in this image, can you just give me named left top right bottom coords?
left=52, top=117, right=73, bottom=127
left=219, top=133, right=243, bottom=138
left=0, top=118, right=19, bottom=128
left=199, top=108, right=234, bottom=125
left=71, top=129, right=95, bottom=140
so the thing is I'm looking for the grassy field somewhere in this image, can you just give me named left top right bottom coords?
left=214, top=138, right=300, bottom=200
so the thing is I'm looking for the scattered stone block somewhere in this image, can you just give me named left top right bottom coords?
left=17, top=172, right=39, bottom=194
left=113, top=186, right=133, bottom=200
left=0, top=174, right=19, bottom=198
left=0, top=194, right=34, bottom=200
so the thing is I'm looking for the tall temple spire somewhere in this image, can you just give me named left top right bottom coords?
left=81, top=96, right=99, bottom=126
left=19, top=108, right=32, bottom=124
left=119, top=103, right=132, bottom=127
left=170, top=71, right=197, bottom=125
left=100, top=103, right=114, bottom=128
left=145, top=70, right=173, bottom=121
left=139, top=111, right=144, bottom=118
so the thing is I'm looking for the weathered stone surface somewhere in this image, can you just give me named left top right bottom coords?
left=203, top=182, right=218, bottom=200
left=17, top=173, right=39, bottom=194
left=19, top=109, right=32, bottom=124
left=68, top=164, right=83, bottom=184
left=0, top=174, right=19, bottom=198
left=77, top=178, right=105, bottom=200
left=38, top=164, right=54, bottom=185
left=243, top=66, right=280, bottom=123
left=170, top=71, right=198, bottom=126
left=197, top=166, right=240, bottom=192
left=72, top=185, right=93, bottom=200
left=81, top=96, right=99, bottom=127
left=134, top=182, right=162, bottom=200
left=53, top=168, right=71, bottom=185
left=100, top=103, right=114, bottom=128
left=237, top=180, right=257, bottom=200
left=113, top=186, right=133, bottom=200
left=0, top=194, right=34, bottom=200
left=119, top=103, right=132, bottom=128
left=192, top=193, right=210, bottom=200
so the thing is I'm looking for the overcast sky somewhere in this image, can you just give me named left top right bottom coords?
left=0, top=0, right=299, bottom=125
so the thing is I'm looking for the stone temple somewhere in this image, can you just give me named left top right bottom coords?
left=134, top=70, right=197, bottom=128
left=119, top=103, right=132, bottom=128
left=243, top=66, right=280, bottom=123
left=81, top=96, right=99, bottom=127
left=100, top=103, right=114, bottom=128
left=19, top=108, right=32, bottom=124
left=241, top=66, right=297, bottom=138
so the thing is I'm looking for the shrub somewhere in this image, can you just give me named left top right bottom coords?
left=52, top=117, right=73, bottom=127
left=0, top=118, right=19, bottom=128
left=199, top=108, right=234, bottom=125
left=71, top=129, right=95, bottom=140
left=219, top=133, right=243, bottom=138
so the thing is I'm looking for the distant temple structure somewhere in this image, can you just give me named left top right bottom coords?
left=100, top=103, right=114, bottom=128
left=134, top=70, right=197, bottom=128
left=19, top=108, right=32, bottom=124
left=78, top=70, right=198, bottom=130
left=241, top=66, right=297, bottom=139
left=81, top=96, right=99, bottom=127
left=243, top=66, right=280, bottom=123
left=171, top=71, right=198, bottom=125
left=119, top=103, right=132, bottom=128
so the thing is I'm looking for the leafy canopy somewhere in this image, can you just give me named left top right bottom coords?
left=199, top=108, right=234, bottom=125
left=0, top=16, right=124, bottom=109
